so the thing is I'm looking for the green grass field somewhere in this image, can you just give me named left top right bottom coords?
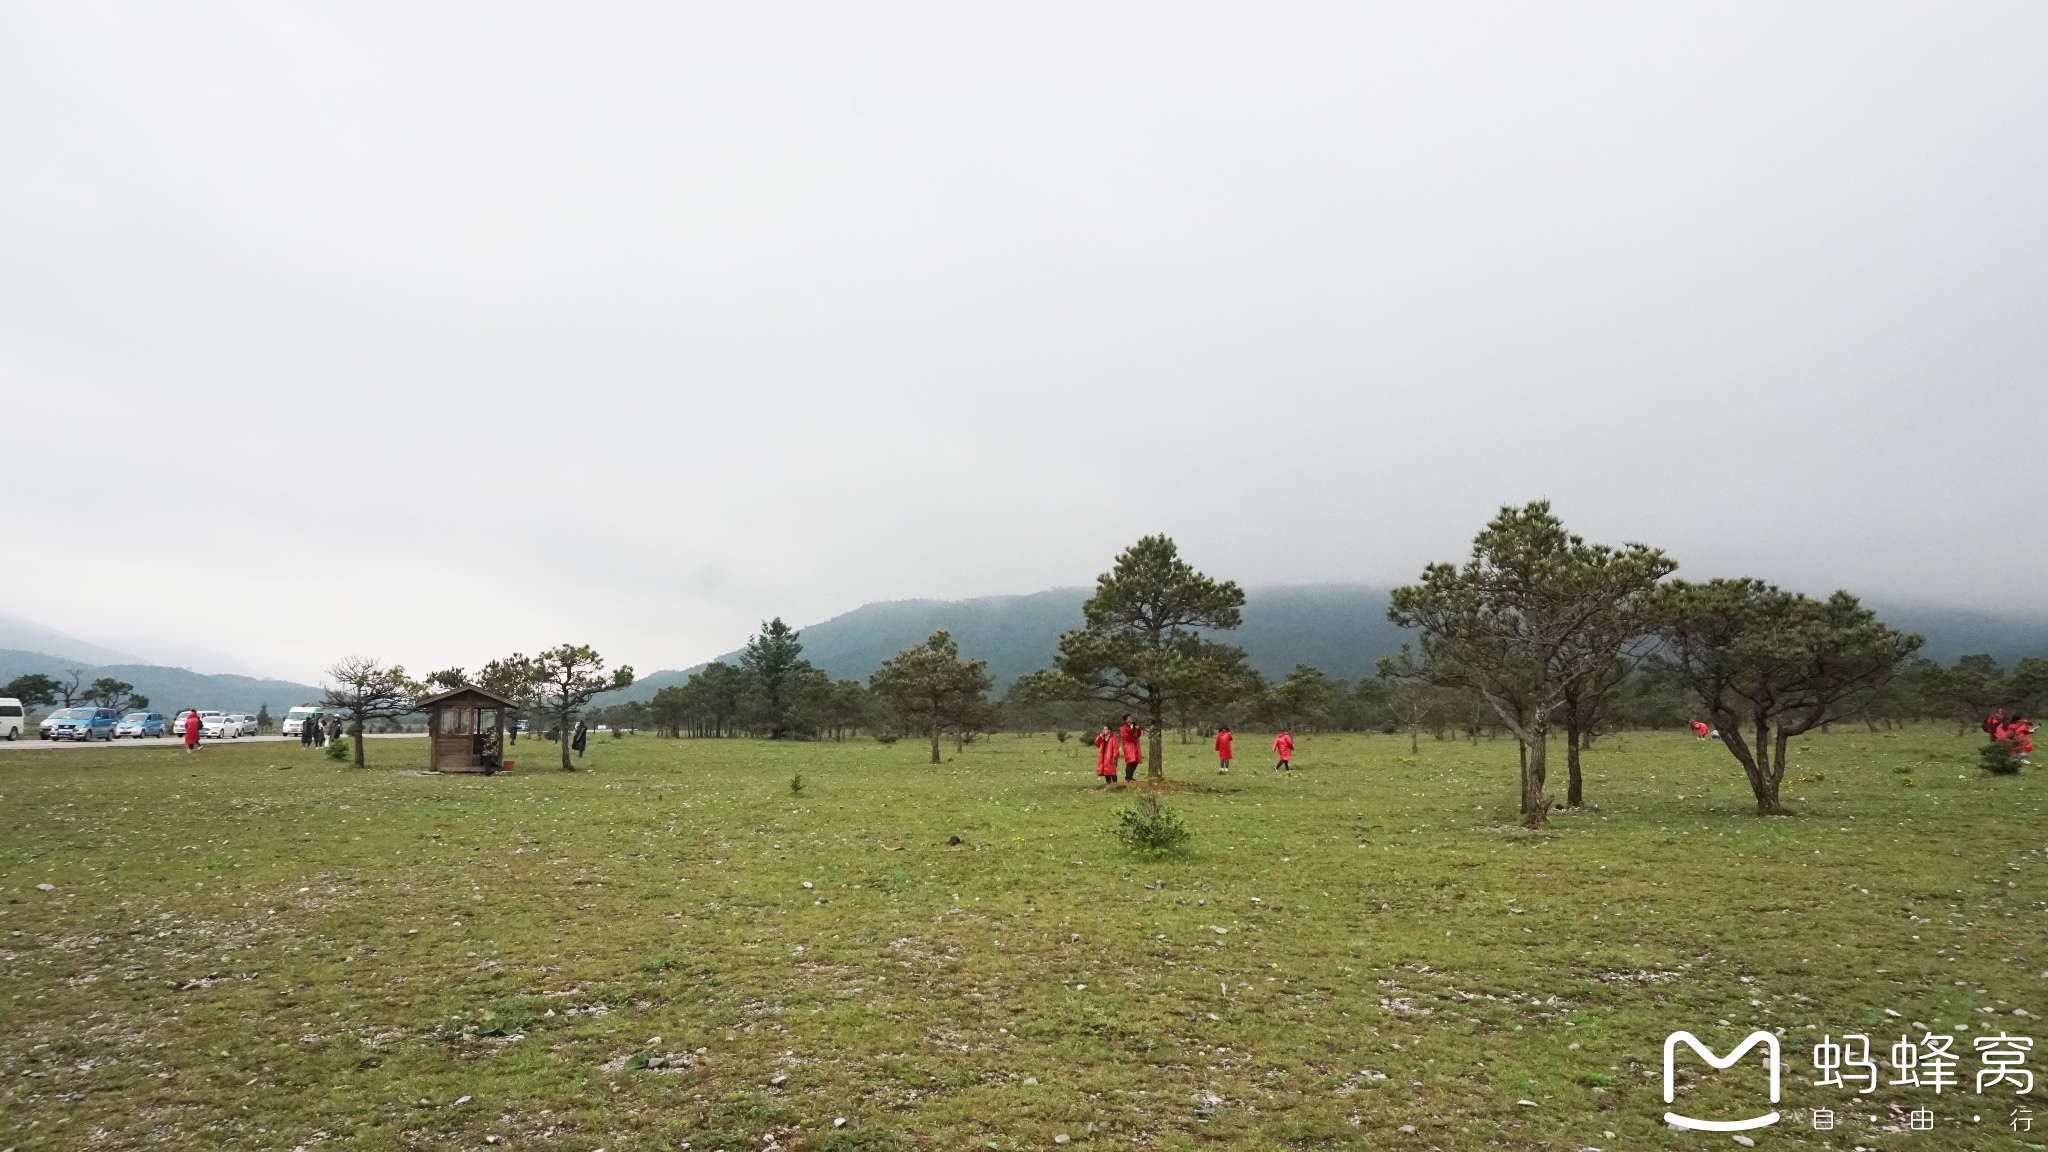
left=2, top=727, right=2042, bottom=1151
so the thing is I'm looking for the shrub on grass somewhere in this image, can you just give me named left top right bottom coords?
left=1980, top=740, right=2024, bottom=775
left=475, top=1008, right=531, bottom=1036
left=472, top=996, right=544, bottom=1036
left=790, top=772, right=805, bottom=796
left=325, top=737, right=350, bottom=762
left=1114, top=790, right=1191, bottom=855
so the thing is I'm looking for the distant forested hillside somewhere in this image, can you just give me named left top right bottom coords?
left=598, top=585, right=1415, bottom=705
left=1864, top=603, right=2048, bottom=667
left=0, top=650, right=323, bottom=717
left=596, top=585, right=2048, bottom=709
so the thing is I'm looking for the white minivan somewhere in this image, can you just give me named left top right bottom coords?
left=0, top=698, right=23, bottom=740
left=282, top=705, right=325, bottom=736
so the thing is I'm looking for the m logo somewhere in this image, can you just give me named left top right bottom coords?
left=1663, top=1030, right=1782, bottom=1132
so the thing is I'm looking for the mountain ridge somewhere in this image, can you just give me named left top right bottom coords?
left=595, top=586, right=2048, bottom=707
left=0, top=650, right=324, bottom=717
left=10, top=587, right=2043, bottom=718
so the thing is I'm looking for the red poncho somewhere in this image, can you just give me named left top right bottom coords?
left=1273, top=732, right=1294, bottom=758
left=1119, top=724, right=1143, bottom=764
left=182, top=712, right=201, bottom=746
left=1215, top=730, right=1233, bottom=759
left=1094, top=731, right=1118, bottom=777
left=1995, top=719, right=2034, bottom=755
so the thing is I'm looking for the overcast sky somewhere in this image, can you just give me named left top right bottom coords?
left=3, top=3, right=2045, bottom=683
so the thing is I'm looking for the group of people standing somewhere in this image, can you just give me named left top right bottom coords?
left=298, top=716, right=343, bottom=749
left=175, top=710, right=344, bottom=752
left=1094, top=716, right=1145, bottom=782
left=1092, top=717, right=1296, bottom=783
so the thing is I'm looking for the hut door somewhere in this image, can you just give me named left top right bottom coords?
left=474, top=709, right=498, bottom=758
left=435, top=705, right=474, bottom=768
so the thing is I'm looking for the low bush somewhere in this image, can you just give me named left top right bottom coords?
left=1114, top=790, right=1190, bottom=855
left=1980, top=740, right=2023, bottom=775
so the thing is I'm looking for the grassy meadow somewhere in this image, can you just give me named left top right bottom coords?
left=1, top=726, right=2043, bottom=1151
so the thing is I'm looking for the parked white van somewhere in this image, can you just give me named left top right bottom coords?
left=0, top=698, right=24, bottom=740
left=282, top=705, right=325, bottom=736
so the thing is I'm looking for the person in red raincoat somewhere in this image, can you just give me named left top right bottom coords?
left=1691, top=720, right=1710, bottom=740
left=1272, top=728, right=1294, bottom=772
left=1214, top=725, right=1234, bottom=774
left=182, top=709, right=202, bottom=752
left=1119, top=716, right=1143, bottom=782
left=1093, top=725, right=1118, bottom=784
left=1994, top=715, right=2034, bottom=757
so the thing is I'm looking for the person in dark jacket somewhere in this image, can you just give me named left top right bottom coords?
left=571, top=720, right=588, bottom=759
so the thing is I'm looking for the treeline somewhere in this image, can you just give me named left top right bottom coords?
left=641, top=620, right=871, bottom=742
left=598, top=609, right=2048, bottom=757
left=1005, top=661, right=1699, bottom=743
left=1854, top=653, right=2048, bottom=733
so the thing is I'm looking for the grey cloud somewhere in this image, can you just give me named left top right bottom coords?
left=2, top=3, right=2043, bottom=679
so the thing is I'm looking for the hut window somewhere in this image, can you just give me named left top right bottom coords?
left=476, top=708, right=498, bottom=732
left=438, top=708, right=471, bottom=735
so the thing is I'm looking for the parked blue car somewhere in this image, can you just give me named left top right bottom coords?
left=40, top=707, right=118, bottom=741
left=116, top=711, right=167, bottom=738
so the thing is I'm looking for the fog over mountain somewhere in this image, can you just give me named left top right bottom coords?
left=0, top=616, right=144, bottom=668
left=0, top=649, right=323, bottom=717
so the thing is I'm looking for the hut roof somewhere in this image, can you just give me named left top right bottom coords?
left=414, top=685, right=519, bottom=709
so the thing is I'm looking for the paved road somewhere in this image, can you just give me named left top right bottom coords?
left=0, top=733, right=424, bottom=751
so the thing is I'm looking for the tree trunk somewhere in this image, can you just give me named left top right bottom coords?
left=1520, top=725, right=1549, bottom=827
left=559, top=706, right=574, bottom=771
left=1409, top=724, right=1419, bottom=754
left=929, top=722, right=941, bottom=765
left=1565, top=719, right=1584, bottom=808
left=1768, top=726, right=1793, bottom=812
left=352, top=717, right=365, bottom=767
left=1724, top=716, right=1788, bottom=814
left=1147, top=703, right=1165, bottom=782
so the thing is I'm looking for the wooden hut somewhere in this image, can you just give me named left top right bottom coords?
left=417, top=686, right=515, bottom=773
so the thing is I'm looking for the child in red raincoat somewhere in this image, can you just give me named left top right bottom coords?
left=1094, top=725, right=1118, bottom=784
left=182, top=709, right=202, bottom=752
left=1272, top=728, right=1294, bottom=772
left=1119, top=717, right=1143, bottom=782
left=1691, top=720, right=1710, bottom=740
left=1214, top=726, right=1233, bottom=774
